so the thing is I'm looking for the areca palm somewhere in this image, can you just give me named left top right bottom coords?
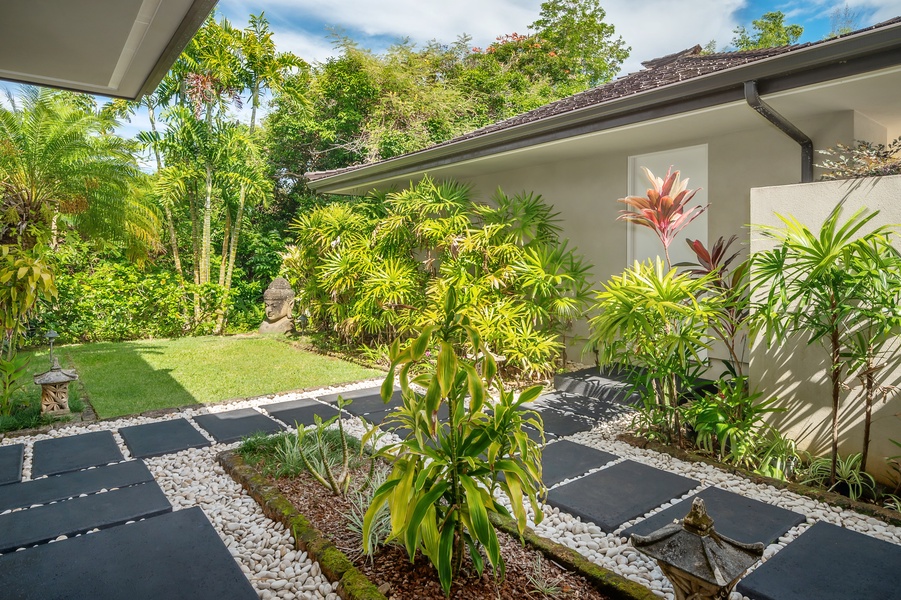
left=0, top=88, right=152, bottom=252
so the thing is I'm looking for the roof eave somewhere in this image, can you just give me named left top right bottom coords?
left=308, top=20, right=901, bottom=194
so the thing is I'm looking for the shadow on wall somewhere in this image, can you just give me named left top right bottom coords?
left=749, top=174, right=901, bottom=484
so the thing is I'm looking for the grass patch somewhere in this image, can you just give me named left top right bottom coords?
left=0, top=349, right=84, bottom=433
left=60, top=335, right=383, bottom=419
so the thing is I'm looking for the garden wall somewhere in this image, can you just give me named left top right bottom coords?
left=750, top=174, right=901, bottom=484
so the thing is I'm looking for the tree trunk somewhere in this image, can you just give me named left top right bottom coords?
left=201, top=164, right=213, bottom=286
left=861, top=350, right=875, bottom=472
left=249, top=82, right=259, bottom=133
left=190, top=183, right=201, bottom=322
left=147, top=102, right=184, bottom=280
left=829, top=303, right=841, bottom=488
left=218, top=210, right=230, bottom=287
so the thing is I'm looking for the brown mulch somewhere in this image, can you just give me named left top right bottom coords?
left=271, top=467, right=612, bottom=600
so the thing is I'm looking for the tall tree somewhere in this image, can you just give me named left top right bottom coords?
left=236, top=12, right=307, bottom=133
left=529, top=0, right=629, bottom=86
left=732, top=11, right=803, bottom=50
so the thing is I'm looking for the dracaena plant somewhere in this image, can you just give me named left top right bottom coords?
left=683, top=235, right=751, bottom=378
left=618, top=166, right=707, bottom=269
left=362, top=288, right=545, bottom=595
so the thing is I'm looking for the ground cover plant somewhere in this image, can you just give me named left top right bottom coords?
left=284, top=177, right=592, bottom=380
left=60, top=335, right=381, bottom=418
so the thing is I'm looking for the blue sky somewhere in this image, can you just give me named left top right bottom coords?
left=108, top=0, right=901, bottom=145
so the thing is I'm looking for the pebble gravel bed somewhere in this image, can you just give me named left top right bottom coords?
left=3, top=380, right=901, bottom=600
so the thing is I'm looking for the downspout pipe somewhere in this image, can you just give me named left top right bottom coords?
left=744, top=80, right=814, bottom=183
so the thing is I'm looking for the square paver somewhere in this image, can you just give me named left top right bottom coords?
left=534, top=408, right=595, bottom=438
left=622, top=486, right=805, bottom=546
left=0, top=459, right=154, bottom=512
left=0, top=443, right=24, bottom=485
left=736, top=521, right=901, bottom=600
left=0, top=506, right=258, bottom=599
left=547, top=460, right=699, bottom=532
left=318, top=386, right=403, bottom=414
left=262, top=398, right=341, bottom=428
left=534, top=391, right=633, bottom=422
left=31, top=430, right=124, bottom=477
left=541, top=440, right=618, bottom=488
left=0, top=481, right=171, bottom=553
left=119, top=418, right=211, bottom=458
left=193, top=408, right=284, bottom=443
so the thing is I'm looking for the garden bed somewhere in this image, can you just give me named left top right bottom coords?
left=219, top=450, right=655, bottom=600
left=618, top=433, right=901, bottom=528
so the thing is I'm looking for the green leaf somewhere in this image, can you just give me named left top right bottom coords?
left=404, top=482, right=448, bottom=558
left=436, top=342, right=457, bottom=398
left=437, top=510, right=456, bottom=595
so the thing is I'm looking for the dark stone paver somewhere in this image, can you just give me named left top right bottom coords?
left=317, top=386, right=401, bottom=412
left=0, top=506, right=257, bottom=599
left=31, top=431, right=124, bottom=477
left=262, top=398, right=340, bottom=428
left=547, top=460, right=699, bottom=532
left=193, top=408, right=284, bottom=443
left=0, top=481, right=171, bottom=553
left=554, top=367, right=640, bottom=406
left=542, top=440, right=617, bottom=488
left=0, top=443, right=24, bottom=486
left=622, top=486, right=805, bottom=546
left=534, top=391, right=633, bottom=421
left=736, top=521, right=901, bottom=600
left=0, top=459, right=153, bottom=513
left=119, top=418, right=211, bottom=458
left=534, top=408, right=595, bottom=438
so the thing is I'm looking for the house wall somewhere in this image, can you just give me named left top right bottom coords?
left=750, top=174, right=901, bottom=484
left=460, top=110, right=863, bottom=362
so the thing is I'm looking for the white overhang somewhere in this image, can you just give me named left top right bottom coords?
left=0, top=0, right=218, bottom=100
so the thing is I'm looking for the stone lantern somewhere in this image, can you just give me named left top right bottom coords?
left=630, top=498, right=764, bottom=600
left=34, top=356, right=78, bottom=416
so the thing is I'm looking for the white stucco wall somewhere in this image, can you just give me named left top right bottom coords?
left=750, top=175, right=901, bottom=483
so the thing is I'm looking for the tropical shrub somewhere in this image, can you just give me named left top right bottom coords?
left=588, top=258, right=720, bottom=443
left=683, top=377, right=783, bottom=469
left=362, top=294, right=545, bottom=594
left=284, top=177, right=592, bottom=379
left=817, top=136, right=901, bottom=180
left=0, top=245, right=57, bottom=356
left=752, top=203, right=896, bottom=486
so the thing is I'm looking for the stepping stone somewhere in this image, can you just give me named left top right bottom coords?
left=31, top=431, right=124, bottom=478
left=534, top=408, right=595, bottom=438
left=541, top=440, right=617, bottom=488
left=118, top=418, right=211, bottom=458
left=736, top=521, right=901, bottom=600
left=193, top=408, right=284, bottom=443
left=621, top=486, right=805, bottom=546
left=534, top=391, right=632, bottom=421
left=0, top=506, right=257, bottom=599
left=318, top=386, right=403, bottom=414
left=262, top=398, right=341, bottom=429
left=0, top=443, right=24, bottom=486
left=547, top=460, right=699, bottom=532
left=0, top=459, right=153, bottom=512
left=554, top=366, right=641, bottom=406
left=0, top=481, right=171, bottom=553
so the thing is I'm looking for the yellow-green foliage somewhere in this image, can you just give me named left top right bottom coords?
left=284, top=177, right=592, bottom=379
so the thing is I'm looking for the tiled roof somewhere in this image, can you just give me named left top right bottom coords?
left=307, top=17, right=901, bottom=183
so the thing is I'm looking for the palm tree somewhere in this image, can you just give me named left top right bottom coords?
left=237, top=12, right=307, bottom=133
left=0, top=87, right=154, bottom=252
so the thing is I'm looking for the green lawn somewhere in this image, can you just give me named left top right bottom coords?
left=59, top=335, right=384, bottom=419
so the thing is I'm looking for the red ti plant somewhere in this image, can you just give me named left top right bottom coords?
left=684, top=235, right=750, bottom=378
left=618, top=167, right=707, bottom=269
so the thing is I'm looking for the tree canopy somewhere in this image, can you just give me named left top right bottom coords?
left=732, top=11, right=804, bottom=50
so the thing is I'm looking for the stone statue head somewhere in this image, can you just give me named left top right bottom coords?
left=262, top=278, right=295, bottom=323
